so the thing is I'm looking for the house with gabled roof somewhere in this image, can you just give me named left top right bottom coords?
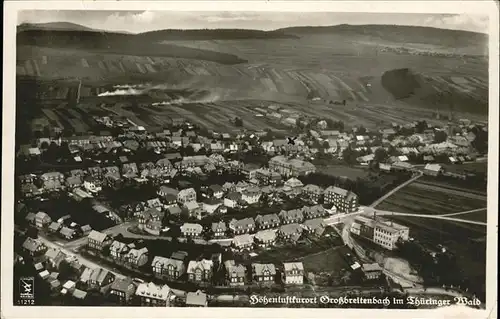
left=278, top=223, right=303, bottom=242
left=124, top=247, right=149, bottom=268
left=252, top=263, right=276, bottom=285
left=283, top=262, right=305, bottom=285
left=284, top=178, right=304, bottom=189
left=208, top=184, right=223, bottom=199
left=122, top=162, right=139, bottom=178
left=222, top=182, right=235, bottom=193
left=211, top=221, right=227, bottom=238
left=254, top=230, right=277, bottom=248
left=177, top=188, right=197, bottom=204
left=255, top=213, right=281, bottom=230
left=109, top=277, right=137, bottom=304
left=89, top=267, right=115, bottom=289
left=66, top=175, right=83, bottom=189
left=44, top=248, right=67, bottom=269
left=83, top=175, right=102, bottom=194
left=59, top=227, right=76, bottom=240
left=232, top=234, right=254, bottom=251
left=135, top=282, right=172, bottom=307
left=152, top=256, right=186, bottom=280
left=180, top=223, right=203, bottom=238
left=303, top=218, right=326, bottom=237
left=48, top=222, right=62, bottom=233
left=147, top=198, right=162, bottom=209
left=157, top=186, right=179, bottom=199
left=424, top=163, right=443, bottom=176
left=241, top=188, right=262, bottom=205
left=156, top=158, right=173, bottom=172
left=87, top=230, right=111, bottom=251
left=80, top=224, right=92, bottom=236
left=302, top=205, right=327, bottom=219
left=187, top=259, right=214, bottom=283
left=186, top=290, right=208, bottom=307
left=301, top=184, right=323, bottom=203
left=228, top=218, right=256, bottom=235
left=138, top=207, right=164, bottom=233
left=25, top=212, right=36, bottom=225
left=224, top=260, right=247, bottom=286
left=35, top=212, right=51, bottom=229
left=279, top=209, right=304, bottom=224
left=202, top=198, right=222, bottom=215
left=224, top=192, right=242, bottom=208
left=109, top=240, right=129, bottom=261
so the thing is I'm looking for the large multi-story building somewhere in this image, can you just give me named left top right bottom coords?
left=351, top=215, right=410, bottom=250
left=268, top=156, right=316, bottom=178
left=323, top=186, right=359, bottom=212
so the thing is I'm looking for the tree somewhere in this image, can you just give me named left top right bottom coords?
left=183, top=145, right=196, bottom=156
left=374, top=148, right=389, bottom=163
left=342, top=148, right=359, bottom=165
left=234, top=117, right=243, bottom=127
left=101, top=245, right=110, bottom=257
left=26, top=226, right=39, bottom=239
left=357, top=126, right=367, bottom=135
left=40, top=141, right=49, bottom=150
left=58, top=260, right=76, bottom=281
left=415, top=120, right=428, bottom=134
left=434, top=131, right=448, bottom=143
left=471, top=127, right=488, bottom=154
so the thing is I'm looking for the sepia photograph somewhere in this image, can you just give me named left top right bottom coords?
left=2, top=1, right=498, bottom=318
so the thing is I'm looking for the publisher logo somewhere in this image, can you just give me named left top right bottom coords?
left=19, top=277, right=34, bottom=299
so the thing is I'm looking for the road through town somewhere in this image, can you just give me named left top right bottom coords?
left=38, top=234, right=125, bottom=279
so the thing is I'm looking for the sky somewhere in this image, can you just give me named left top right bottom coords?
left=17, top=11, right=489, bottom=34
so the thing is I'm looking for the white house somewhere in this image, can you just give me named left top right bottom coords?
left=283, top=262, right=304, bottom=285
left=83, top=176, right=102, bottom=193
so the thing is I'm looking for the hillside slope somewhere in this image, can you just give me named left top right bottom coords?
left=16, top=24, right=489, bottom=115
left=17, top=22, right=99, bottom=32
left=136, top=28, right=299, bottom=41
left=16, top=29, right=247, bottom=65
left=278, top=24, right=488, bottom=53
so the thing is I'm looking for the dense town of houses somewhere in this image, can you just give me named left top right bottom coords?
left=14, top=112, right=486, bottom=306
left=18, top=114, right=486, bottom=197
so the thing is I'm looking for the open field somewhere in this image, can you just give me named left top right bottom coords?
left=17, top=43, right=488, bottom=112
left=444, top=209, right=487, bottom=223
left=300, top=247, right=349, bottom=274
left=317, top=165, right=369, bottom=179
left=15, top=24, right=488, bottom=136
left=16, top=24, right=488, bottom=133
left=377, top=183, right=487, bottom=217
left=410, top=182, right=487, bottom=201
left=376, top=180, right=487, bottom=298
